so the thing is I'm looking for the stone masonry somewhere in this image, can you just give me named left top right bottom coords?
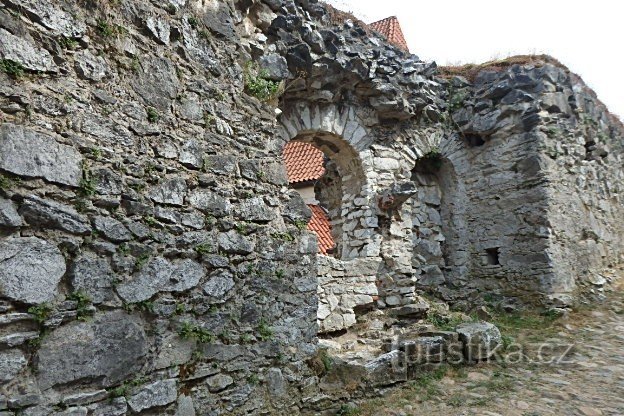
left=0, top=0, right=622, bottom=414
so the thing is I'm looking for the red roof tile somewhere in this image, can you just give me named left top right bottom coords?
left=307, top=204, right=335, bottom=255
left=283, top=141, right=326, bottom=184
left=369, top=16, right=409, bottom=52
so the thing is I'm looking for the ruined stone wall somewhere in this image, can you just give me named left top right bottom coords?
left=420, top=64, right=624, bottom=309
left=538, top=70, right=624, bottom=305
left=1, top=0, right=623, bottom=414
left=0, top=0, right=446, bottom=412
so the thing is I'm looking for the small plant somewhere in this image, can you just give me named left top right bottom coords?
left=0, top=59, right=24, bottom=78
left=125, top=300, right=155, bottom=314
left=175, top=303, right=186, bottom=315
left=59, top=36, right=79, bottom=50
left=96, top=19, right=115, bottom=37
left=91, top=147, right=102, bottom=160
left=134, top=253, right=150, bottom=271
left=235, top=222, right=248, bottom=234
left=247, top=373, right=260, bottom=385
left=319, top=349, right=333, bottom=372
left=256, top=319, right=273, bottom=341
left=146, top=107, right=159, bottom=123
left=74, top=198, right=88, bottom=213
left=240, top=333, right=253, bottom=344
left=108, top=377, right=147, bottom=399
left=195, top=243, right=212, bottom=256
left=68, top=291, right=91, bottom=321
left=336, top=404, right=360, bottom=416
left=274, top=269, right=285, bottom=279
left=243, top=62, right=283, bottom=101
left=144, top=216, right=158, bottom=227
left=79, top=165, right=97, bottom=198
left=178, top=322, right=215, bottom=343
left=118, top=243, right=130, bottom=255
left=271, top=232, right=295, bottom=242
left=187, top=16, right=199, bottom=28
left=294, top=219, right=308, bottom=231
left=28, top=303, right=51, bottom=324
left=0, top=175, right=19, bottom=190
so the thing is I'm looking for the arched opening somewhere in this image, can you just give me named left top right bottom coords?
left=411, top=151, right=469, bottom=294
left=282, top=131, right=367, bottom=260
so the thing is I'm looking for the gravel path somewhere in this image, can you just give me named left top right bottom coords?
left=355, top=283, right=624, bottom=416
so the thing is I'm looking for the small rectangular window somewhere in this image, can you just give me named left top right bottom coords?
left=485, top=247, right=500, bottom=266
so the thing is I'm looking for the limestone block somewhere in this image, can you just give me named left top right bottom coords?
left=456, top=321, right=502, bottom=361
left=0, top=237, right=65, bottom=304
left=0, top=124, right=82, bottom=186
left=116, top=258, right=204, bottom=303
left=37, top=311, right=147, bottom=389
left=0, top=197, right=22, bottom=228
left=0, top=28, right=57, bottom=72
left=127, top=379, right=177, bottom=412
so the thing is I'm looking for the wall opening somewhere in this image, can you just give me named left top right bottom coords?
left=485, top=247, right=501, bottom=266
left=411, top=151, right=469, bottom=290
left=281, top=132, right=367, bottom=260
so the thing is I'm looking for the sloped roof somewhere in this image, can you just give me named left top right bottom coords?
left=283, top=141, right=326, bottom=184
left=307, top=204, right=335, bottom=255
left=369, top=16, right=409, bottom=52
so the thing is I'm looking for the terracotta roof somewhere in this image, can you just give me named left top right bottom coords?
left=307, top=204, right=335, bottom=255
left=283, top=141, right=326, bottom=184
left=369, top=16, right=409, bottom=52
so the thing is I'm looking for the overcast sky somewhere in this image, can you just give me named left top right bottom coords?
left=325, top=0, right=624, bottom=120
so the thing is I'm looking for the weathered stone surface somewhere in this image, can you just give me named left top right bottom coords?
left=154, top=334, right=195, bottom=370
left=93, top=216, right=132, bottom=242
left=0, top=349, right=27, bottom=382
left=0, top=237, right=65, bottom=304
left=37, top=311, right=147, bottom=389
left=131, top=57, right=179, bottom=112
left=175, top=394, right=196, bottom=416
left=456, top=321, right=502, bottom=361
left=146, top=17, right=170, bottom=45
left=0, top=197, right=22, bottom=228
left=70, top=254, right=117, bottom=304
left=217, top=231, right=255, bottom=254
left=206, top=374, right=233, bottom=392
left=149, top=178, right=187, bottom=206
left=74, top=50, right=108, bottom=82
left=0, top=28, right=56, bottom=72
left=179, top=140, right=204, bottom=169
left=202, top=270, right=235, bottom=301
left=127, top=379, right=177, bottom=412
left=258, top=54, right=290, bottom=81
left=188, top=190, right=231, bottom=216
left=116, top=258, right=205, bottom=302
left=236, top=197, right=276, bottom=222
left=20, top=196, right=90, bottom=235
left=3, top=0, right=86, bottom=37
left=88, top=398, right=127, bottom=416
left=0, top=124, right=82, bottom=186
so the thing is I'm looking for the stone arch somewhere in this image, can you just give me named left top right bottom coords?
left=277, top=103, right=379, bottom=260
left=277, top=103, right=382, bottom=334
left=406, top=134, right=470, bottom=295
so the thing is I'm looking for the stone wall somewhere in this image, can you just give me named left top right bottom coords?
left=1, top=0, right=623, bottom=414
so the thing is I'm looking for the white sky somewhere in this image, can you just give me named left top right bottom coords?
left=325, top=0, right=624, bottom=120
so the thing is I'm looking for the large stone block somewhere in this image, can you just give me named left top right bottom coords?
left=0, top=197, right=22, bottom=228
left=116, top=258, right=205, bottom=303
left=19, top=196, right=90, bottom=235
left=0, top=237, right=65, bottom=304
left=456, top=321, right=502, bottom=361
left=0, top=28, right=57, bottom=72
left=37, top=311, right=148, bottom=389
left=127, top=379, right=177, bottom=412
left=0, top=124, right=82, bottom=186
left=70, top=254, right=118, bottom=304
left=0, top=349, right=27, bottom=382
